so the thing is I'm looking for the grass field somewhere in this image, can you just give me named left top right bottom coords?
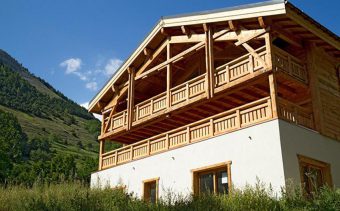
left=0, top=182, right=339, bottom=211
left=0, top=105, right=98, bottom=159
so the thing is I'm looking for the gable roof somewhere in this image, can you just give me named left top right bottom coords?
left=88, top=0, right=339, bottom=113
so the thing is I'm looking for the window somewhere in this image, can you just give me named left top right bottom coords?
left=298, top=155, right=333, bottom=195
left=143, top=178, right=159, bottom=203
left=192, top=161, right=232, bottom=195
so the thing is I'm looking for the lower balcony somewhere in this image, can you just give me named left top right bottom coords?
left=99, top=96, right=314, bottom=170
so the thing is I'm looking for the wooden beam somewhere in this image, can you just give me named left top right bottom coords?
left=264, top=32, right=273, bottom=70
left=181, top=25, right=192, bottom=37
left=136, top=40, right=168, bottom=78
left=167, top=42, right=172, bottom=108
left=257, top=17, right=266, bottom=29
left=228, top=20, right=238, bottom=31
left=205, top=24, right=215, bottom=98
left=241, top=43, right=268, bottom=69
left=143, top=47, right=152, bottom=57
left=127, top=67, right=135, bottom=130
left=98, top=140, right=104, bottom=170
left=203, top=23, right=208, bottom=32
left=268, top=74, right=278, bottom=118
left=161, top=28, right=169, bottom=36
left=136, top=29, right=230, bottom=81
left=234, top=28, right=267, bottom=46
left=306, top=43, right=324, bottom=133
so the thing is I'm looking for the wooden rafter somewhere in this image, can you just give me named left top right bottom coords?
left=228, top=20, right=238, bottom=31
left=257, top=17, right=266, bottom=29
left=136, top=28, right=230, bottom=81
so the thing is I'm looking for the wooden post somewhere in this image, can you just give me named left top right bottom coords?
left=166, top=134, right=169, bottom=149
left=98, top=140, right=105, bottom=170
left=101, top=114, right=105, bottom=134
left=306, top=43, right=324, bottom=133
left=236, top=110, right=241, bottom=128
left=186, top=126, right=190, bottom=143
left=147, top=140, right=151, bottom=155
left=210, top=119, right=214, bottom=136
left=269, top=74, right=278, bottom=118
left=127, top=67, right=135, bottom=130
left=114, top=150, right=118, bottom=166
left=167, top=41, right=172, bottom=108
left=249, top=55, right=254, bottom=73
left=264, top=33, right=272, bottom=69
left=225, top=65, right=230, bottom=83
left=264, top=32, right=272, bottom=70
left=130, top=145, right=133, bottom=161
left=205, top=24, right=215, bottom=99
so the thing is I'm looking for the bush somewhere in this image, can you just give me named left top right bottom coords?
left=0, top=182, right=339, bottom=211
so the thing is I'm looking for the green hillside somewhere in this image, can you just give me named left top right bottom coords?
left=0, top=49, right=104, bottom=184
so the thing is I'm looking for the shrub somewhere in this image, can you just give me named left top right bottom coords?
left=0, top=182, right=339, bottom=211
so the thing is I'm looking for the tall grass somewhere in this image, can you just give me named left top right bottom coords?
left=0, top=182, right=339, bottom=211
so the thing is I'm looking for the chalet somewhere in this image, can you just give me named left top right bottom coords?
left=89, top=0, right=340, bottom=201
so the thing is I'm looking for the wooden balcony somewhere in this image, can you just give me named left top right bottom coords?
left=101, top=46, right=269, bottom=139
left=277, top=97, right=314, bottom=129
left=100, top=97, right=274, bottom=170
left=272, top=46, right=308, bottom=84
left=100, top=96, right=315, bottom=170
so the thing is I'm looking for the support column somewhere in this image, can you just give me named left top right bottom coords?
left=205, top=24, right=215, bottom=99
left=306, top=43, right=324, bottom=132
left=167, top=41, right=172, bottom=108
left=264, top=32, right=273, bottom=70
left=269, top=74, right=278, bottom=118
left=127, top=67, right=135, bottom=131
left=98, top=140, right=105, bottom=170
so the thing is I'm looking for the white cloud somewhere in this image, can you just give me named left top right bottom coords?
left=73, top=72, right=88, bottom=81
left=60, top=58, right=82, bottom=74
left=104, top=58, right=123, bottom=77
left=86, top=81, right=98, bottom=91
left=80, top=102, right=102, bottom=121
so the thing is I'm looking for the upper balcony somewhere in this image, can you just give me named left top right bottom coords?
left=100, top=45, right=309, bottom=142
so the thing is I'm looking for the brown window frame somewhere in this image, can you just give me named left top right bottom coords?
left=298, top=154, right=333, bottom=195
left=191, top=161, right=232, bottom=195
left=142, top=177, right=160, bottom=203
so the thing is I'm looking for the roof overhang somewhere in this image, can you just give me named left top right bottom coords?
left=88, top=0, right=339, bottom=113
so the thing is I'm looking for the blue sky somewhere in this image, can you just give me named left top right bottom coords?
left=0, top=0, right=339, bottom=107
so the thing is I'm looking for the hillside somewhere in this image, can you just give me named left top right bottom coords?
left=0, top=49, right=102, bottom=184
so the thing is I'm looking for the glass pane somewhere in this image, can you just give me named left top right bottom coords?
left=310, top=167, right=323, bottom=191
left=149, top=182, right=156, bottom=204
left=303, top=166, right=311, bottom=194
left=217, top=170, right=229, bottom=194
left=199, top=173, right=214, bottom=194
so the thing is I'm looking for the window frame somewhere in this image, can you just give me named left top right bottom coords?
left=297, top=154, right=333, bottom=194
left=191, top=161, right=232, bottom=195
left=142, top=177, right=160, bottom=203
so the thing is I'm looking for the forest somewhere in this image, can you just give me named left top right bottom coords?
left=0, top=109, right=96, bottom=185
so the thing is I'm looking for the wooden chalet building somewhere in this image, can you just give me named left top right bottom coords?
left=89, top=0, right=340, bottom=201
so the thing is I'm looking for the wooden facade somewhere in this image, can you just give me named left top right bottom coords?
left=89, top=1, right=340, bottom=171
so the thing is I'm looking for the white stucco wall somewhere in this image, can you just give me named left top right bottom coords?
left=278, top=120, right=340, bottom=187
left=91, top=120, right=286, bottom=198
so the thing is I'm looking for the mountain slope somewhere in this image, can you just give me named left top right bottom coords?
left=0, top=49, right=100, bottom=159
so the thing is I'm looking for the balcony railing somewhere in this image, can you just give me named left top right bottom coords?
left=100, top=97, right=273, bottom=170
left=215, top=46, right=267, bottom=87
left=277, top=97, right=314, bottom=129
left=101, top=46, right=269, bottom=136
left=272, top=46, right=308, bottom=84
